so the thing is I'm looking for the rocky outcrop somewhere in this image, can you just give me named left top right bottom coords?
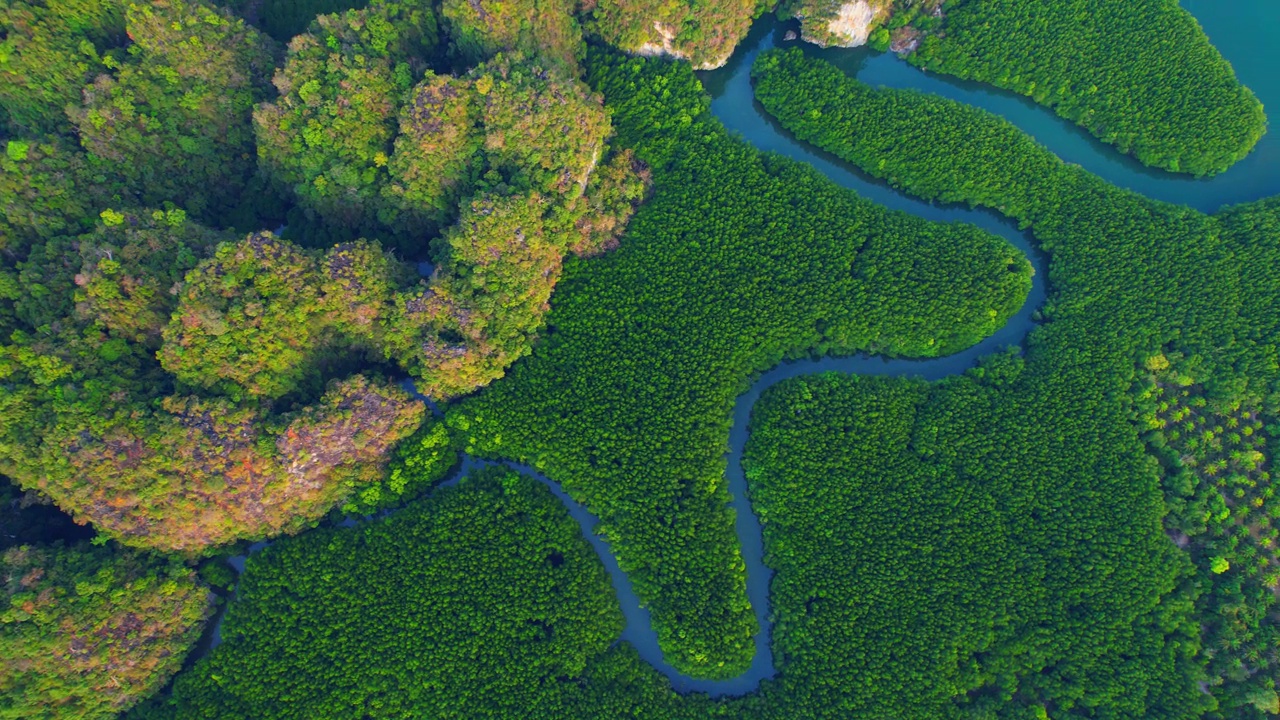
left=591, top=0, right=758, bottom=71
left=634, top=21, right=735, bottom=70
left=634, top=22, right=691, bottom=62
left=826, top=1, right=878, bottom=46
left=889, top=24, right=922, bottom=54
left=798, top=0, right=894, bottom=49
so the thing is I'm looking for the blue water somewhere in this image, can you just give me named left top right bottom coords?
left=703, top=12, right=1279, bottom=215
left=203, top=3, right=1277, bottom=699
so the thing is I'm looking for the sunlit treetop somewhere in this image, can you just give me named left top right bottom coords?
left=159, top=232, right=322, bottom=400
left=253, top=0, right=438, bottom=241
left=440, top=0, right=584, bottom=72
left=468, top=54, right=611, bottom=199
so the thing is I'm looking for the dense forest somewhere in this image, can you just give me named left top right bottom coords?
left=1, top=0, right=1276, bottom=717
left=907, top=0, right=1266, bottom=176
left=773, top=0, right=1266, bottom=176
left=128, top=467, right=628, bottom=719
left=2, top=544, right=213, bottom=718
left=0, top=1, right=649, bottom=712
left=741, top=369, right=1205, bottom=717
left=753, top=46, right=1280, bottom=715
left=124, top=47, right=1279, bottom=718
left=1136, top=354, right=1280, bottom=715
left=0, top=0, right=649, bottom=557
left=450, top=46, right=1029, bottom=677
left=114, top=45, right=1030, bottom=717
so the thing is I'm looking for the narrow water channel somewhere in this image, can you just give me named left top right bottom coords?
left=204, top=4, right=1277, bottom=699
left=706, top=11, right=1280, bottom=215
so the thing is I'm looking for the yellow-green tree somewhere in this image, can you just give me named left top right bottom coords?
left=1, top=543, right=213, bottom=719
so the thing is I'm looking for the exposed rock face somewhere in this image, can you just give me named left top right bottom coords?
left=826, top=1, right=877, bottom=46
left=593, top=0, right=760, bottom=70
left=634, top=22, right=687, bottom=61
left=634, top=21, right=735, bottom=70
left=889, top=24, right=922, bottom=54
left=798, top=0, right=893, bottom=49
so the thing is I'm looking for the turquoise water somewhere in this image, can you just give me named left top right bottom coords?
left=201, top=4, right=1276, bottom=700
left=676, top=2, right=1278, bottom=694
left=704, top=5, right=1278, bottom=214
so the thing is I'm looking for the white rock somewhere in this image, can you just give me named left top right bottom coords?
left=825, top=1, right=878, bottom=47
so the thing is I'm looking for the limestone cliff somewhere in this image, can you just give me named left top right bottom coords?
left=586, top=0, right=763, bottom=69
left=796, top=0, right=893, bottom=48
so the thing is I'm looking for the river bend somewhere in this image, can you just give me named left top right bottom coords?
left=208, top=6, right=1277, bottom=698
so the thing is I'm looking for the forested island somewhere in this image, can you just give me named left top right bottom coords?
left=1, top=0, right=1277, bottom=718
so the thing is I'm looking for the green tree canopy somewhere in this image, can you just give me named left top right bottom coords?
left=1, top=543, right=213, bottom=719
left=440, top=0, right=583, bottom=72
left=67, top=0, right=276, bottom=221
left=160, top=233, right=322, bottom=399
left=0, top=0, right=125, bottom=136
left=253, top=0, right=438, bottom=244
left=909, top=0, right=1266, bottom=176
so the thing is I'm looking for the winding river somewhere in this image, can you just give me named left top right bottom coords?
left=207, top=4, right=1279, bottom=700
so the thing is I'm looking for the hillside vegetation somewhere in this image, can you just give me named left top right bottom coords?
left=136, top=49, right=1280, bottom=718
left=1, top=544, right=213, bottom=719
left=0, top=0, right=647, bottom=555
left=1, top=0, right=1278, bottom=717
